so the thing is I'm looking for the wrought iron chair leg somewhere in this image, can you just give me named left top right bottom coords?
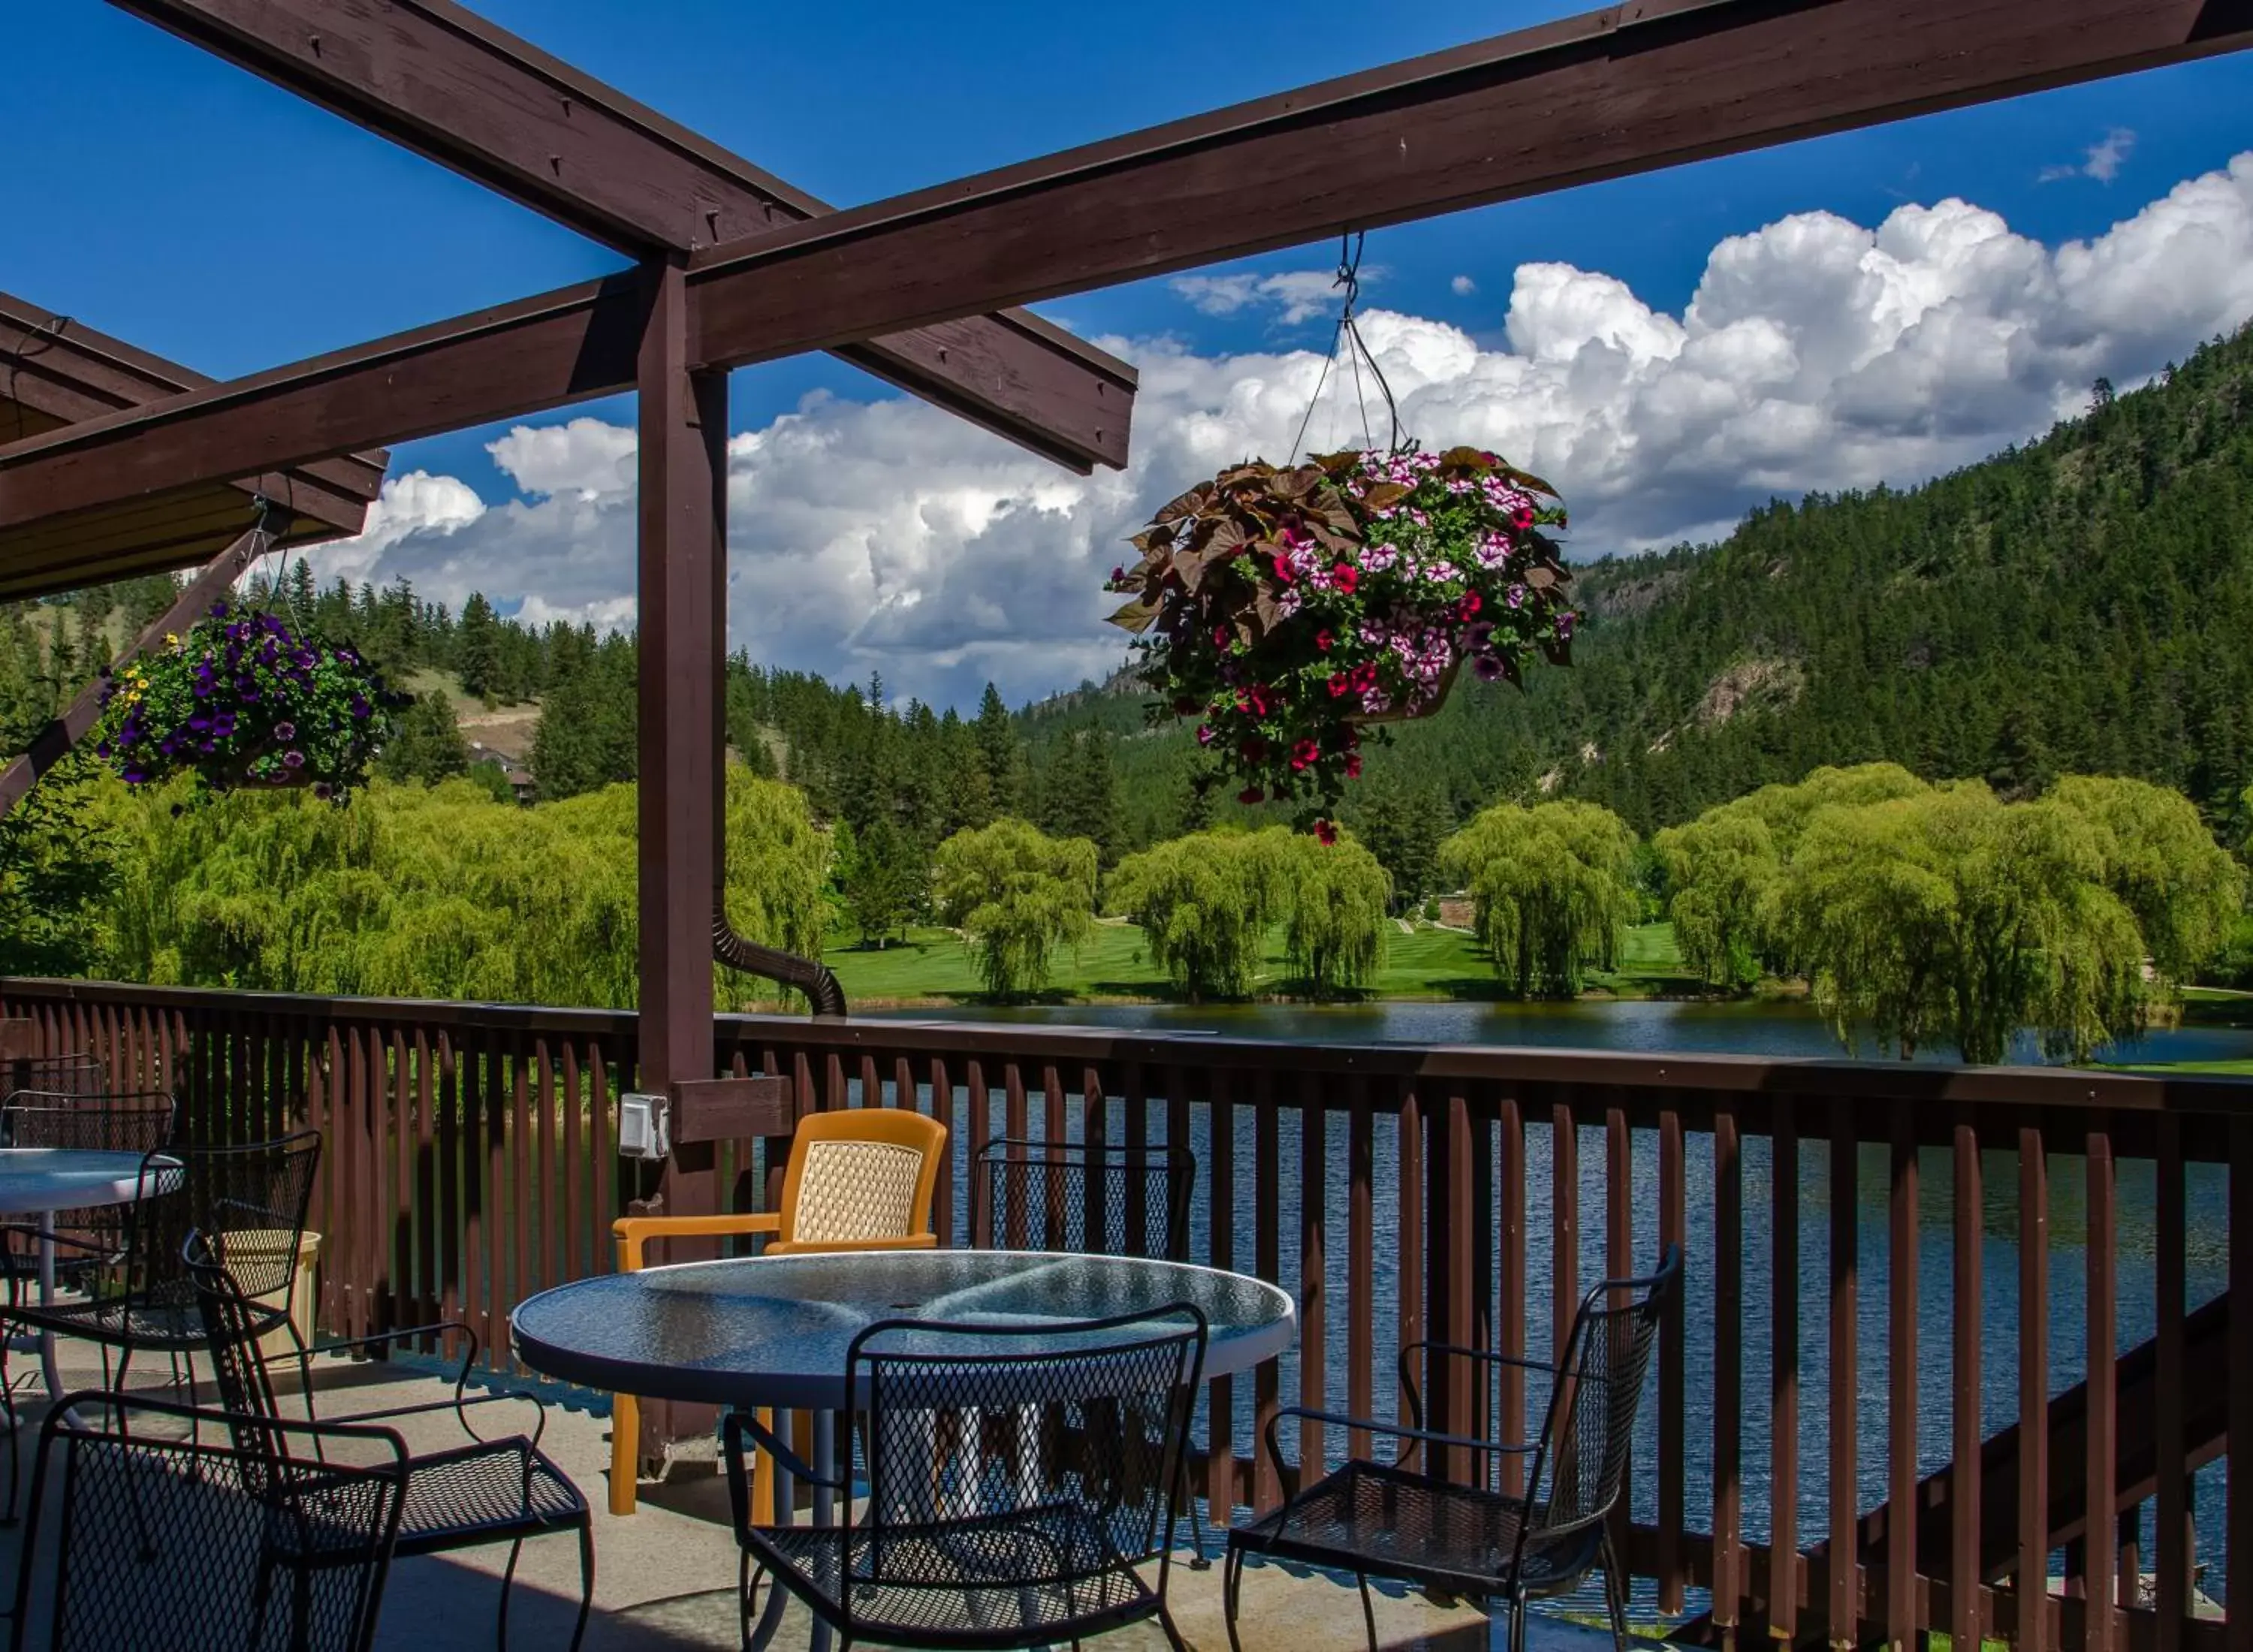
left=1600, top=1529, right=1631, bottom=1652
left=1158, top=1602, right=1191, bottom=1652
left=0, top=1337, right=19, bottom=1526
left=1223, top=1547, right=1248, bottom=1652
left=498, top=1536, right=526, bottom=1649
left=1185, top=1497, right=1212, bottom=1568
left=568, top=1518, right=595, bottom=1652
left=1356, top=1572, right=1380, bottom=1652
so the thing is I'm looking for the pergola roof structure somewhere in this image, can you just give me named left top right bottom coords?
left=0, top=290, right=385, bottom=599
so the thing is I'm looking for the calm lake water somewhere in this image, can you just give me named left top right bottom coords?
left=866, top=994, right=2253, bottom=1066
left=868, top=998, right=2245, bottom=1620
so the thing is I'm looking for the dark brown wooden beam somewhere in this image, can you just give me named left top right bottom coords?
left=106, top=0, right=1134, bottom=471
left=0, top=272, right=647, bottom=544
left=0, top=526, right=270, bottom=818
left=1, top=291, right=384, bottom=537
left=11, top=0, right=2248, bottom=542
left=681, top=0, right=2253, bottom=369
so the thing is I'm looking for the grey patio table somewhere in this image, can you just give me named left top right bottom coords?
left=0, top=1147, right=179, bottom=1400
left=514, top=1249, right=1295, bottom=1652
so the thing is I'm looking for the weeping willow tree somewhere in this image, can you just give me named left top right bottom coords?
left=84, top=765, right=829, bottom=1010
left=1440, top=800, right=1638, bottom=997
left=1107, top=829, right=1285, bottom=1001
left=1652, top=809, right=1778, bottom=990
left=1654, top=763, right=1929, bottom=989
left=1771, top=782, right=2162, bottom=1063
left=1279, top=830, right=1390, bottom=997
left=930, top=818, right=1096, bottom=999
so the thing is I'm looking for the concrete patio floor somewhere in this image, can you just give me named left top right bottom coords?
left=1, top=1334, right=1647, bottom=1652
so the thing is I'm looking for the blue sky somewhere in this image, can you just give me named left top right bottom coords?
left=11, top=1, right=2253, bottom=706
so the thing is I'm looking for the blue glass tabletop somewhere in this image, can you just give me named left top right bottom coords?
left=0, top=1149, right=176, bottom=1216
left=512, top=1250, right=1295, bottom=1410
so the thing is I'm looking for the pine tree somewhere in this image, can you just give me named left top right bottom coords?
left=458, top=592, right=502, bottom=704
left=973, top=683, right=1021, bottom=816
left=380, top=692, right=472, bottom=785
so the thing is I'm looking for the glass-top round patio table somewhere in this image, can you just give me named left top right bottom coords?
left=0, top=1149, right=180, bottom=1403
left=512, top=1249, right=1295, bottom=1411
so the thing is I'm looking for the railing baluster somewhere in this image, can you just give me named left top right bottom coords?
left=1497, top=1093, right=1525, bottom=1498
left=2229, top=1115, right=2253, bottom=1652
left=561, top=1040, right=584, bottom=1288
left=1775, top=1095, right=1793, bottom=1640
left=2086, top=1130, right=2117, bottom=1652
left=1951, top=1112, right=1983, bottom=1652
left=968, top=1058, right=991, bottom=1248
left=1348, top=1077, right=1373, bottom=1465
left=1713, top=1104, right=1743, bottom=1650
left=1552, top=1097, right=1578, bottom=1372
left=2020, top=1123, right=2049, bottom=1652
left=1396, top=1078, right=1423, bottom=1427
left=1888, top=1102, right=1917, bottom=1650
left=1208, top=1066, right=1238, bottom=1526
left=1253, top=1068, right=1282, bottom=1513
left=416, top=1029, right=439, bottom=1339
left=2155, top=1113, right=2188, bottom=1652
left=1831, top=1096, right=1859, bottom=1652
left=927, top=1057, right=954, bottom=1246
left=1299, top=1073, right=1329, bottom=1484
left=1659, top=1104, right=1685, bottom=1613
left=1443, top=1087, right=1475, bottom=1487
left=1082, top=1063, right=1108, bottom=1247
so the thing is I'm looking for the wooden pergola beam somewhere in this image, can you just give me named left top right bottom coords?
left=6, top=0, right=2248, bottom=553
left=107, top=0, right=1135, bottom=473
left=0, top=290, right=383, bottom=539
left=681, top=0, right=2253, bottom=369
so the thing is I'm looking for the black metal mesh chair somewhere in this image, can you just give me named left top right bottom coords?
left=187, top=1233, right=594, bottom=1652
left=0, top=1055, right=110, bottom=1117
left=972, top=1138, right=1195, bottom=1262
left=0, top=1133, right=321, bottom=1518
left=2, top=1091, right=179, bottom=1295
left=8, top=1389, right=407, bottom=1652
left=1223, top=1246, right=1681, bottom=1652
left=724, top=1305, right=1208, bottom=1652
left=972, top=1137, right=1209, bottom=1563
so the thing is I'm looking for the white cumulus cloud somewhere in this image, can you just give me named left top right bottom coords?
left=320, top=152, right=2253, bottom=710
left=1171, top=269, right=1357, bottom=326
left=1450, top=275, right=1478, bottom=297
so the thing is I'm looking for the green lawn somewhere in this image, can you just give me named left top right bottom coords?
left=819, top=918, right=1703, bottom=1007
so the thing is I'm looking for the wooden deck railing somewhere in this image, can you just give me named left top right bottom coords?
left=5, top=975, right=2250, bottom=1652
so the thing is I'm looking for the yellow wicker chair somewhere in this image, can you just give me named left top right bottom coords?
left=608, top=1108, right=949, bottom=1515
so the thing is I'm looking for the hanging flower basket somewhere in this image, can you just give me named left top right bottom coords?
left=1105, top=445, right=1576, bottom=830
left=93, top=602, right=407, bottom=801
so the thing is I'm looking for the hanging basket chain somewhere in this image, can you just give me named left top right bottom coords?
left=1286, top=231, right=1405, bottom=466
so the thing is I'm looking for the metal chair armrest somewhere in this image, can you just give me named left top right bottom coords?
left=1259, top=1403, right=1534, bottom=1489
left=1398, top=1340, right=1557, bottom=1435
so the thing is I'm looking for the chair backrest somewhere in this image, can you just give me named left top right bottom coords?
left=774, top=1109, right=947, bottom=1252
left=10, top=1391, right=406, bottom=1652
left=183, top=1233, right=288, bottom=1444
left=837, top=1307, right=1206, bottom=1635
left=1519, top=1245, right=1681, bottom=1548
left=5, top=1092, right=177, bottom=1156
left=1, top=1054, right=109, bottom=1111
left=121, top=1132, right=321, bottom=1328
left=973, top=1138, right=1193, bottom=1261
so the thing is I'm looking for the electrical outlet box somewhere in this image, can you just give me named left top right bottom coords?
left=618, top=1092, right=671, bottom=1162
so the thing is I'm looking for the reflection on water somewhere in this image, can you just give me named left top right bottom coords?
left=869, top=996, right=2253, bottom=1066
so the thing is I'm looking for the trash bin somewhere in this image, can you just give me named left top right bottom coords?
left=224, top=1228, right=322, bottom=1361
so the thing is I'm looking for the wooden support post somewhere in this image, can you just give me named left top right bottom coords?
left=630, top=255, right=728, bottom=1482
